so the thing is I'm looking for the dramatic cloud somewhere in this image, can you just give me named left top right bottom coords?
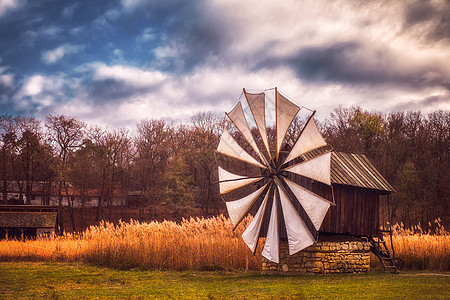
left=13, top=74, right=79, bottom=114
left=0, top=0, right=449, bottom=128
left=402, top=0, right=450, bottom=43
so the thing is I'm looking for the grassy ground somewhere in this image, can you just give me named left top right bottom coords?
left=0, top=262, right=449, bottom=299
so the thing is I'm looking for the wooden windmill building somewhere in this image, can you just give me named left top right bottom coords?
left=298, top=150, right=395, bottom=237
left=216, top=88, right=397, bottom=274
left=261, top=150, right=398, bottom=274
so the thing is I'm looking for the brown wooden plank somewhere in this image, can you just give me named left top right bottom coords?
left=354, top=189, right=360, bottom=235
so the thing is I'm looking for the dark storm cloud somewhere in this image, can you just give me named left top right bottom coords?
left=404, top=0, right=435, bottom=25
left=164, top=16, right=232, bottom=72
left=120, top=0, right=233, bottom=73
left=430, top=7, right=450, bottom=43
left=253, top=41, right=450, bottom=92
left=288, top=42, right=368, bottom=83
left=403, top=0, right=450, bottom=43
left=0, top=81, right=13, bottom=95
left=86, top=78, right=156, bottom=102
left=392, top=93, right=450, bottom=112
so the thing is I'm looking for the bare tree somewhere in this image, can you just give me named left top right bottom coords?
left=99, top=128, right=132, bottom=218
left=0, top=115, right=18, bottom=204
left=134, top=119, right=173, bottom=205
left=16, top=116, right=42, bottom=204
left=187, top=112, right=222, bottom=214
left=45, top=115, right=85, bottom=232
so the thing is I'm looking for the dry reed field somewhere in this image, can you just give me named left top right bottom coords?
left=377, top=219, right=450, bottom=270
left=0, top=216, right=449, bottom=271
left=0, top=215, right=262, bottom=270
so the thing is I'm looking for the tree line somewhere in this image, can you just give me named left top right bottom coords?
left=323, top=107, right=449, bottom=228
left=0, top=108, right=448, bottom=229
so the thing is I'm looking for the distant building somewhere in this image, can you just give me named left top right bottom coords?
left=0, top=205, right=58, bottom=239
left=1, top=181, right=126, bottom=207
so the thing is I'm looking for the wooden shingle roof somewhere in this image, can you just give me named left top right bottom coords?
left=331, top=152, right=395, bottom=193
left=0, top=206, right=57, bottom=228
left=0, top=212, right=57, bottom=228
left=300, top=150, right=395, bottom=193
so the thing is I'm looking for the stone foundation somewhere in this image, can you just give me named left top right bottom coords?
left=262, top=235, right=371, bottom=274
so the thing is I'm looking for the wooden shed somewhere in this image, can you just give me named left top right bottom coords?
left=262, top=151, right=397, bottom=274
left=0, top=205, right=58, bottom=239
left=294, top=151, right=395, bottom=237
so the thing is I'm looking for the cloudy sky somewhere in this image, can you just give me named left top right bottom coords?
left=0, top=0, right=449, bottom=128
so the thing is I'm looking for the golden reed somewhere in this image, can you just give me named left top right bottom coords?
left=372, top=218, right=450, bottom=270
left=0, top=215, right=262, bottom=270
left=0, top=216, right=448, bottom=271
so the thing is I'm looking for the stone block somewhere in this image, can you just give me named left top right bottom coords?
left=261, top=238, right=372, bottom=274
left=311, top=252, right=325, bottom=258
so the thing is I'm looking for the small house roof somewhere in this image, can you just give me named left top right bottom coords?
left=0, top=212, right=57, bottom=228
left=0, top=206, right=58, bottom=228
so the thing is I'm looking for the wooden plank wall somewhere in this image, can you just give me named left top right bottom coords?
left=292, top=175, right=380, bottom=236
left=319, top=185, right=380, bottom=236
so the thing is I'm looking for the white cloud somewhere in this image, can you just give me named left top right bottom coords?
left=0, top=0, right=24, bottom=17
left=0, top=66, right=14, bottom=103
left=39, top=25, right=63, bottom=37
left=0, top=73, right=13, bottom=87
left=14, top=74, right=74, bottom=112
left=0, top=66, right=12, bottom=81
left=62, top=3, right=79, bottom=18
left=92, top=63, right=166, bottom=88
left=41, top=47, right=65, bottom=65
left=16, top=74, right=44, bottom=97
left=120, top=0, right=145, bottom=10
left=14, top=56, right=449, bottom=130
left=111, top=49, right=125, bottom=62
left=23, top=25, right=64, bottom=46
left=136, top=27, right=156, bottom=43
left=41, top=44, right=82, bottom=64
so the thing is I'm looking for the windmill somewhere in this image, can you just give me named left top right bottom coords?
left=216, top=88, right=333, bottom=263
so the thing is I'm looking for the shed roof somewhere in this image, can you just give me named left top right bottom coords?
left=0, top=212, right=57, bottom=228
left=301, top=150, right=395, bottom=193
left=331, top=152, right=395, bottom=193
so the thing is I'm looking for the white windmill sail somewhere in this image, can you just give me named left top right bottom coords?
left=244, top=90, right=271, bottom=159
left=276, top=90, right=300, bottom=160
left=261, top=195, right=280, bottom=263
left=242, top=188, right=270, bottom=253
left=218, top=88, right=336, bottom=264
left=277, top=184, right=315, bottom=255
left=226, top=183, right=268, bottom=228
left=286, top=151, right=331, bottom=185
left=283, top=115, right=327, bottom=164
left=227, top=102, right=267, bottom=164
left=217, top=129, right=265, bottom=169
left=218, top=167, right=263, bottom=194
left=285, top=179, right=331, bottom=231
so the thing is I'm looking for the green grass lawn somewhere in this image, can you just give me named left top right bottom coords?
left=0, top=262, right=449, bottom=299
